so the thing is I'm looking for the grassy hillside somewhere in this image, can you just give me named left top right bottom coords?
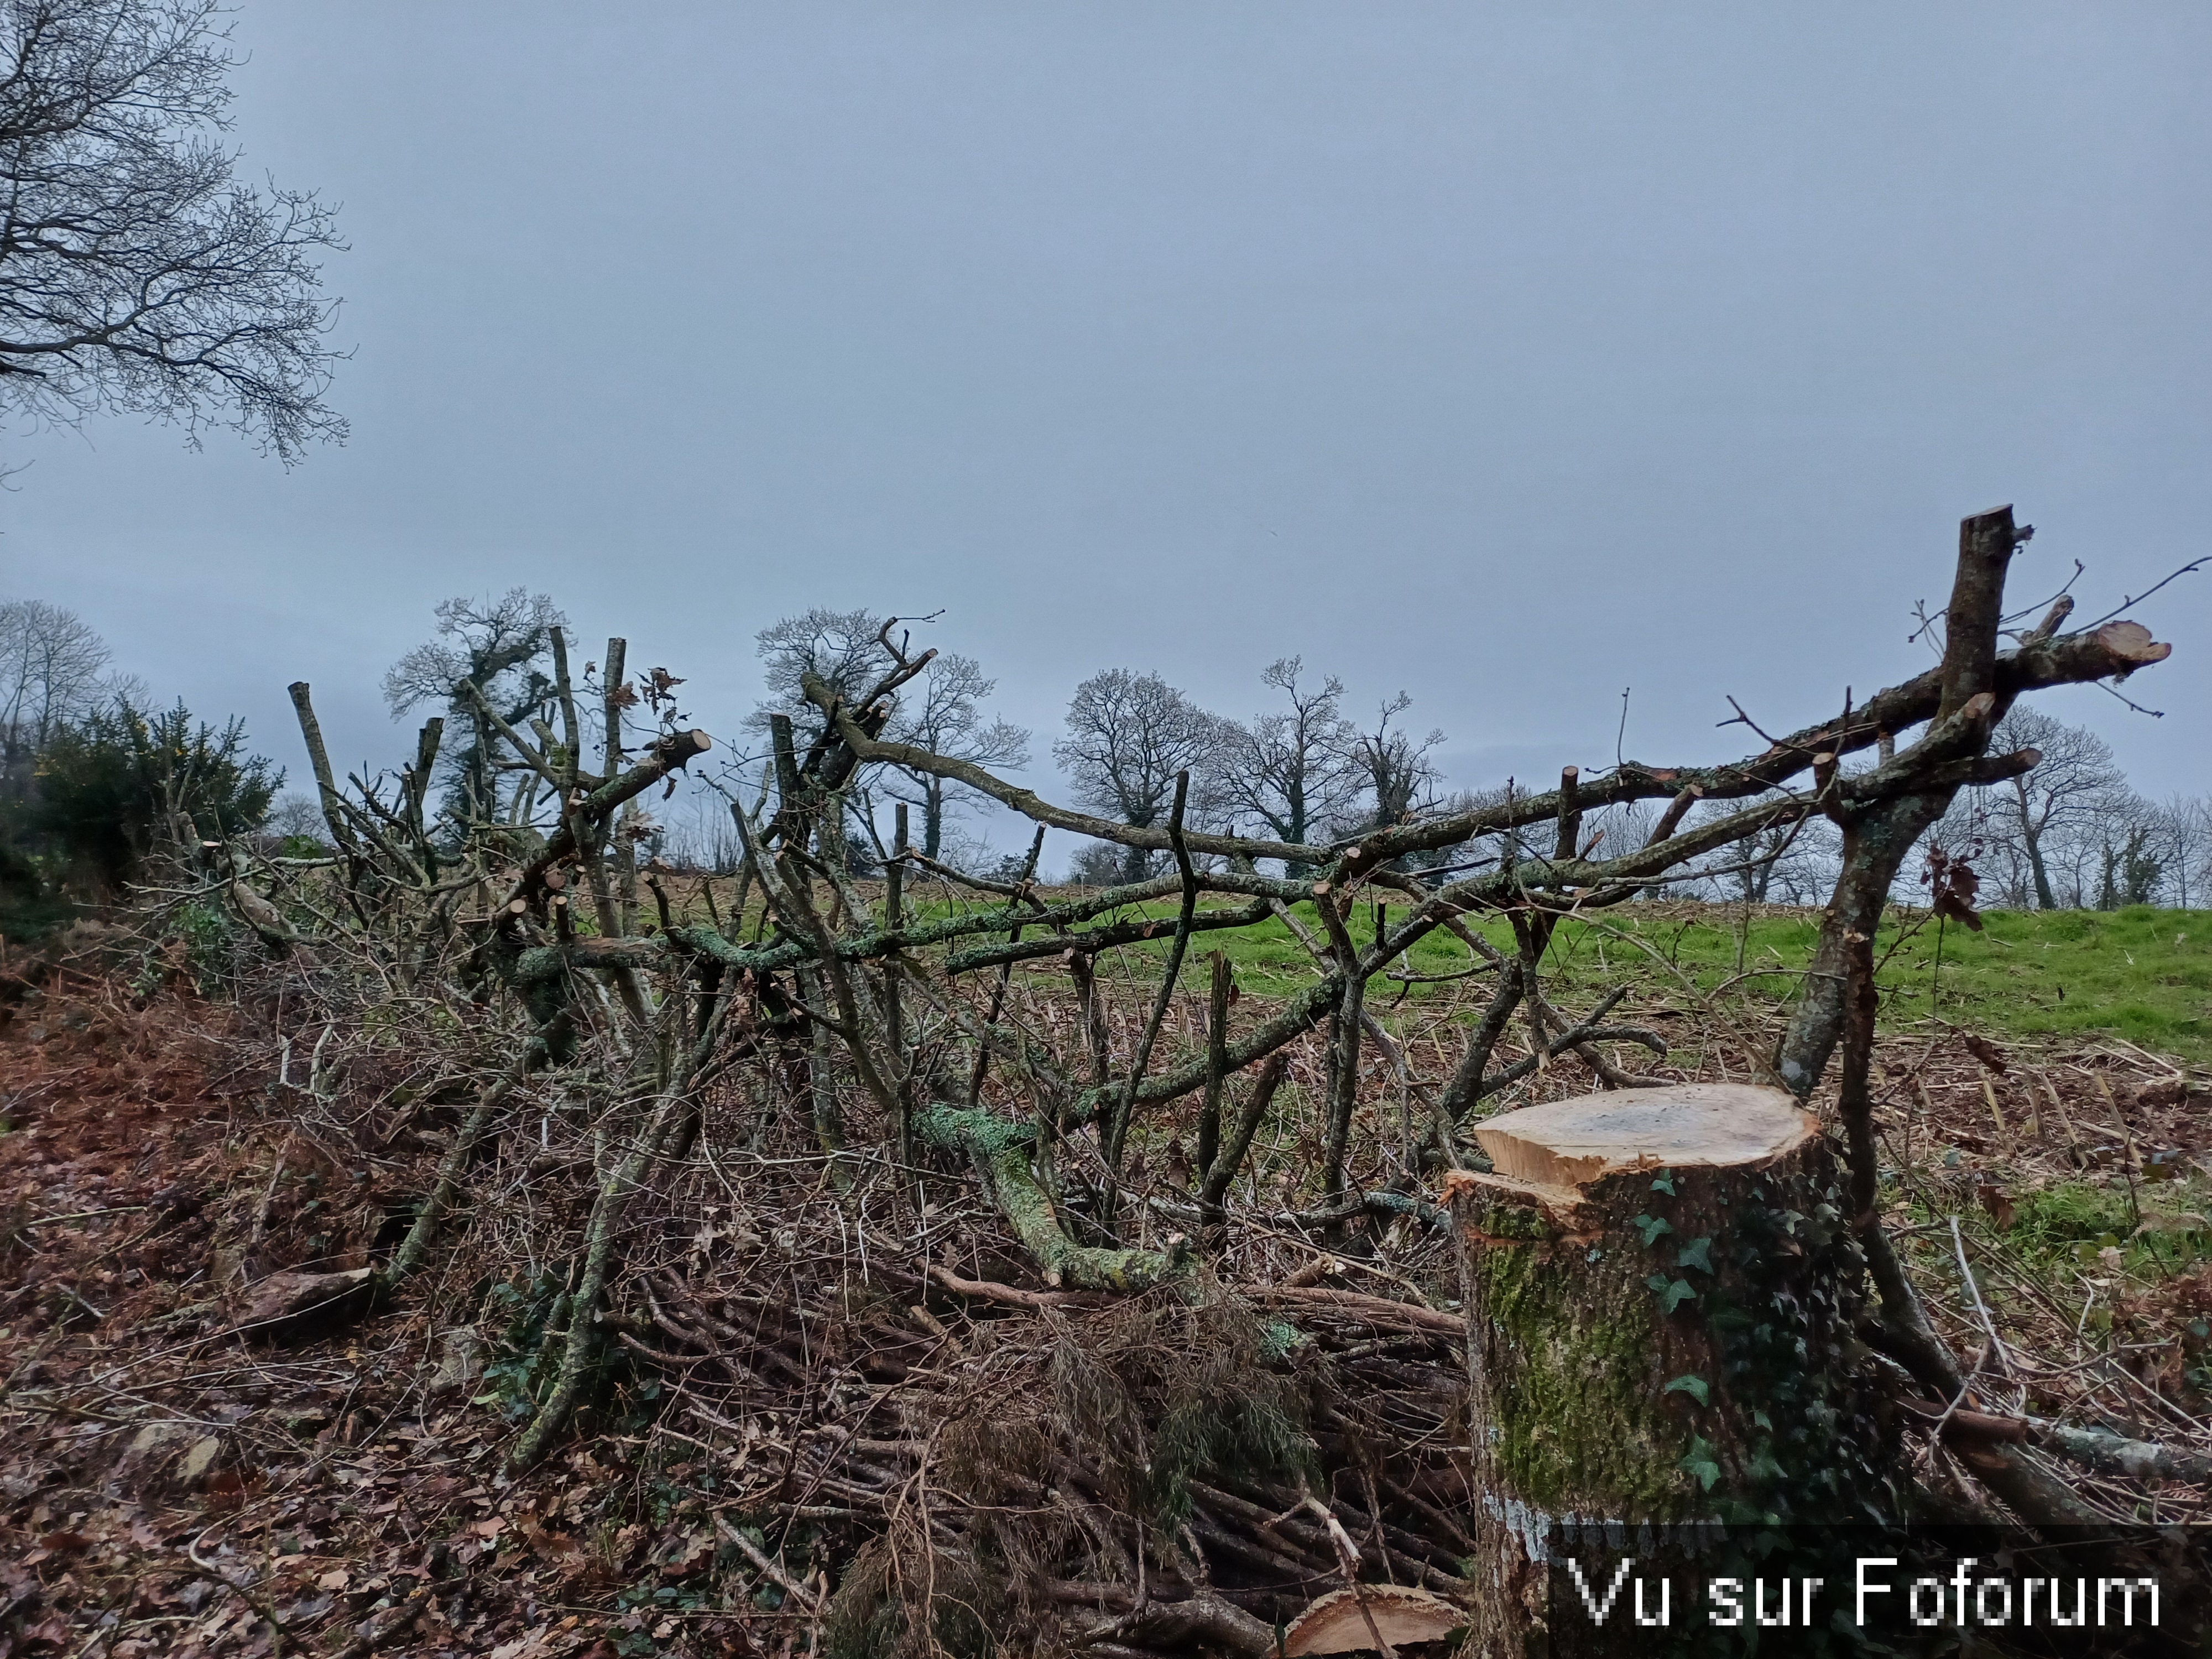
left=665, top=874, right=2210, bottom=1063
left=1015, top=895, right=2212, bottom=1063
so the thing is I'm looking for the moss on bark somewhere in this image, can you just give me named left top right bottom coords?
left=916, top=1104, right=1187, bottom=1291
left=1466, top=1138, right=1898, bottom=1530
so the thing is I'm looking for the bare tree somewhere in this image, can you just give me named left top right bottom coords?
left=384, top=590, right=566, bottom=828
left=1063, top=839, right=1127, bottom=888
left=1344, top=691, right=1443, bottom=836
left=263, top=791, right=326, bottom=842
left=882, top=652, right=1030, bottom=858
left=1984, top=706, right=2126, bottom=909
left=746, top=608, right=894, bottom=746
left=0, top=597, right=112, bottom=768
left=1725, top=797, right=1838, bottom=904
left=1206, top=657, right=1358, bottom=873
left=2157, top=793, right=2212, bottom=910
left=745, top=609, right=987, bottom=869
left=0, top=0, right=346, bottom=460
left=1053, top=669, right=1224, bottom=882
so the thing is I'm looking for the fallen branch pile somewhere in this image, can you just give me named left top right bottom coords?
left=2, top=505, right=2204, bottom=1657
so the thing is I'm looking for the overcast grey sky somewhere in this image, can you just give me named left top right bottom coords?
left=4, top=2, right=2207, bottom=858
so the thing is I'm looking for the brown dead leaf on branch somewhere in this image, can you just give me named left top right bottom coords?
left=1923, top=842, right=1985, bottom=931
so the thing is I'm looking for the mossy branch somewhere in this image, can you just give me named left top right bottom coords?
left=916, top=1104, right=1187, bottom=1291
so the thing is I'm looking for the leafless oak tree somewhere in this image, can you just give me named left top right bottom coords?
left=1206, top=656, right=1359, bottom=871
left=2154, top=792, right=2212, bottom=910
left=745, top=608, right=896, bottom=745
left=881, top=651, right=1029, bottom=858
left=383, top=589, right=566, bottom=832
left=745, top=612, right=1028, bottom=867
left=1053, top=667, right=1226, bottom=883
left=0, top=0, right=346, bottom=459
left=1345, top=690, right=1443, bottom=836
left=1984, top=706, right=2126, bottom=908
left=0, top=596, right=111, bottom=766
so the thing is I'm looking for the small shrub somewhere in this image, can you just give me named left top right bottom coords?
left=33, top=700, right=280, bottom=891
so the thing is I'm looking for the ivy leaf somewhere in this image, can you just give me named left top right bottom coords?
left=1663, top=1374, right=1709, bottom=1406
left=1651, top=1172, right=1676, bottom=1196
left=1634, top=1214, right=1673, bottom=1247
left=1676, top=1237, right=1714, bottom=1276
left=1746, top=1445, right=1787, bottom=1485
left=1652, top=1277, right=1697, bottom=1314
left=1678, top=1436, right=1722, bottom=1491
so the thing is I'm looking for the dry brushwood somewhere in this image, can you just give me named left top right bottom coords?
left=25, top=510, right=2197, bottom=1657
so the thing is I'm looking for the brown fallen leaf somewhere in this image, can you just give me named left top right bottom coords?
left=18, top=1613, right=72, bottom=1648
left=203, top=1469, right=247, bottom=1514
left=1973, top=1175, right=2016, bottom=1230
left=1961, top=1032, right=2009, bottom=1074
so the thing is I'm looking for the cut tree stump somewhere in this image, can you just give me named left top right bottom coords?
left=1452, top=1083, right=1899, bottom=1638
left=1283, top=1585, right=1466, bottom=1654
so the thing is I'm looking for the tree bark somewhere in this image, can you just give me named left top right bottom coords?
left=285, top=682, right=360, bottom=859
left=2027, top=827, right=2057, bottom=911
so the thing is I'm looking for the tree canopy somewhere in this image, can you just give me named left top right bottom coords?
left=0, top=0, right=346, bottom=459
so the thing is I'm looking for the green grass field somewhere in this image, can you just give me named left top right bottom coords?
left=1039, top=898, right=2212, bottom=1063
left=675, top=874, right=2210, bottom=1063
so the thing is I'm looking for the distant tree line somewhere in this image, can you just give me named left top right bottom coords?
left=1564, top=706, right=2211, bottom=914
left=1932, top=705, right=2211, bottom=910
left=4, top=7, right=2197, bottom=925
left=730, top=611, right=1464, bottom=887
left=4, top=589, right=2206, bottom=944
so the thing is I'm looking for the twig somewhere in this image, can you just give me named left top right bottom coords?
left=1102, top=772, right=1199, bottom=1209
left=925, top=1264, right=1084, bottom=1310
left=1950, top=1215, right=2012, bottom=1382
left=714, top=1512, right=823, bottom=1614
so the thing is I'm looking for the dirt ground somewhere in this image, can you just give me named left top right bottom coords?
left=3, top=950, right=2209, bottom=1658
left=0, top=973, right=783, bottom=1659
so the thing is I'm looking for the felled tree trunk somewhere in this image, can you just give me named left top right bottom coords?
left=1449, top=1083, right=1897, bottom=1656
